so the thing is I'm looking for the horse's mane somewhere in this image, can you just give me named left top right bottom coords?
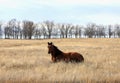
left=53, top=45, right=63, bottom=56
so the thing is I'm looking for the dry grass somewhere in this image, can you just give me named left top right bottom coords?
left=0, top=38, right=120, bottom=83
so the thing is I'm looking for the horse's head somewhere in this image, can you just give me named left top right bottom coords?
left=48, top=42, right=62, bottom=57
left=48, top=42, right=54, bottom=54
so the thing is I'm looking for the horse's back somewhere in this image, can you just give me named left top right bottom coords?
left=65, top=52, right=84, bottom=62
left=72, top=52, right=84, bottom=62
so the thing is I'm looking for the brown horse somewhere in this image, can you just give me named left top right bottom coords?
left=48, top=42, right=84, bottom=63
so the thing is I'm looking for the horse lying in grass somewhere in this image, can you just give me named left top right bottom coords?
left=48, top=42, right=84, bottom=63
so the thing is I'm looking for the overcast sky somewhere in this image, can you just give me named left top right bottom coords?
left=0, top=0, right=120, bottom=25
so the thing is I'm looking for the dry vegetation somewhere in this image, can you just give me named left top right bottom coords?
left=0, top=38, right=120, bottom=83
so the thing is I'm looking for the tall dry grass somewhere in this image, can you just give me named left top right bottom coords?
left=0, top=38, right=120, bottom=83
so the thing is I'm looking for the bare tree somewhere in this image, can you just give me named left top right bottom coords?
left=22, top=21, right=28, bottom=39
left=115, top=24, right=120, bottom=38
left=4, top=25, right=12, bottom=39
left=74, top=25, right=79, bottom=38
left=78, top=26, right=82, bottom=38
left=34, top=24, right=42, bottom=39
left=68, top=25, right=73, bottom=38
left=4, top=20, right=16, bottom=39
left=52, top=25, right=59, bottom=38
left=19, top=28, right=23, bottom=39
left=58, top=24, right=65, bottom=38
left=95, top=25, right=106, bottom=38
left=22, top=20, right=36, bottom=39
left=44, top=21, right=54, bottom=38
left=73, top=25, right=82, bottom=38
left=7, top=19, right=17, bottom=39
left=0, top=21, right=2, bottom=39
left=41, top=23, right=47, bottom=39
left=84, top=23, right=96, bottom=38
left=108, top=25, right=113, bottom=38
left=15, top=21, right=23, bottom=39
left=14, top=21, right=21, bottom=39
left=5, top=19, right=21, bottom=39
left=59, top=24, right=73, bottom=38
left=34, top=28, right=41, bottom=39
left=65, top=24, right=73, bottom=38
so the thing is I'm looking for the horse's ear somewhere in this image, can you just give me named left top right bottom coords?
left=50, top=42, right=53, bottom=45
left=48, top=42, right=53, bottom=45
left=48, top=42, right=50, bottom=45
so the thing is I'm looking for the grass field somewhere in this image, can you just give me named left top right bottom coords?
left=0, top=38, right=120, bottom=83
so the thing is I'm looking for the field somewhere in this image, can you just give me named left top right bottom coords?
left=0, top=38, right=120, bottom=83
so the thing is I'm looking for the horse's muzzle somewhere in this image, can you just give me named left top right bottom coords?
left=48, top=51, right=51, bottom=54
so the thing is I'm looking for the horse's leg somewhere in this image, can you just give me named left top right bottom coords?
left=51, top=56, right=57, bottom=62
left=62, top=55, right=70, bottom=62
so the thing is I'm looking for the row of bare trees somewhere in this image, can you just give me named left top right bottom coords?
left=0, top=19, right=120, bottom=39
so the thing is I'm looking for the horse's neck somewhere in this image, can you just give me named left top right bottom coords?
left=56, top=48, right=63, bottom=55
left=51, top=47, right=63, bottom=57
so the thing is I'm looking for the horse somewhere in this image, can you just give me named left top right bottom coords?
left=48, top=42, right=84, bottom=63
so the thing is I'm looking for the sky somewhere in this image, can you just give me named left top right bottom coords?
left=0, top=0, right=120, bottom=25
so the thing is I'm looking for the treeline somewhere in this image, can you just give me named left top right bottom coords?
left=0, top=19, right=120, bottom=39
